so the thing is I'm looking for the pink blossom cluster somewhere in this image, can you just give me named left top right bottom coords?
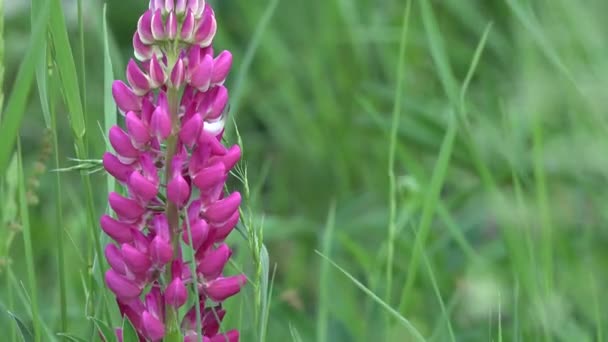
left=100, top=1, right=244, bottom=341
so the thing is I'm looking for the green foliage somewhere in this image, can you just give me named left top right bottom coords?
left=3, top=0, right=608, bottom=341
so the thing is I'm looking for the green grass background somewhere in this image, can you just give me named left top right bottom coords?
left=2, top=0, right=608, bottom=341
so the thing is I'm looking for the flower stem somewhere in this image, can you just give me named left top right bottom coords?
left=164, top=54, right=183, bottom=341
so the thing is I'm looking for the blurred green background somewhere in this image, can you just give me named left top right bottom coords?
left=2, top=0, right=608, bottom=341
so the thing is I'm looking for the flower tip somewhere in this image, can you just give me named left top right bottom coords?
left=142, top=311, right=165, bottom=341
left=102, top=152, right=134, bottom=183
left=100, top=214, right=134, bottom=243
left=205, top=192, right=241, bottom=223
left=167, top=173, right=191, bottom=207
left=166, top=276, right=188, bottom=308
left=204, top=274, right=246, bottom=302
left=112, top=81, right=142, bottom=113
left=105, top=269, right=141, bottom=300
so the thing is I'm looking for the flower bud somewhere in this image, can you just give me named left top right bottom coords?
left=128, top=171, right=158, bottom=202
left=180, top=10, right=195, bottom=42
left=167, top=173, right=191, bottom=207
left=205, top=192, right=241, bottom=223
left=198, top=243, right=231, bottom=278
left=211, top=51, right=232, bottom=85
left=189, top=55, right=213, bottom=91
left=127, top=60, right=151, bottom=95
left=208, top=85, right=228, bottom=119
left=210, top=330, right=239, bottom=342
left=194, top=7, right=216, bottom=47
left=142, top=311, right=165, bottom=341
left=193, top=163, right=225, bottom=190
left=112, top=81, right=142, bottom=113
left=149, top=56, right=166, bottom=88
left=100, top=214, right=134, bottom=243
left=170, top=58, right=185, bottom=88
left=151, top=105, right=172, bottom=140
left=105, top=243, right=128, bottom=275
left=122, top=243, right=152, bottom=273
left=102, top=152, right=134, bottom=183
left=151, top=9, right=167, bottom=41
left=165, top=276, right=188, bottom=308
left=204, top=274, right=246, bottom=302
left=133, top=32, right=155, bottom=61
left=105, top=269, right=142, bottom=300
left=179, top=114, right=202, bottom=147
left=150, top=236, right=173, bottom=266
left=167, top=12, right=178, bottom=40
left=125, top=111, right=151, bottom=147
left=137, top=10, right=154, bottom=44
left=211, top=210, right=240, bottom=241
left=182, top=219, right=209, bottom=250
left=109, top=192, right=145, bottom=222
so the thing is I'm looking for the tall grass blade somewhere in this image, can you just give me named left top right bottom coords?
left=259, top=243, right=271, bottom=342
left=17, top=140, right=41, bottom=342
left=228, top=0, right=280, bottom=124
left=316, top=251, right=427, bottom=342
left=7, top=310, right=34, bottom=342
left=103, top=3, right=116, bottom=194
left=386, top=0, right=412, bottom=316
left=0, top=0, right=50, bottom=175
left=77, top=0, right=87, bottom=114
left=48, top=0, right=109, bottom=322
left=31, top=0, right=51, bottom=127
left=317, top=202, right=336, bottom=342
left=48, top=0, right=85, bottom=138
left=398, top=114, right=457, bottom=313
left=422, top=252, right=455, bottom=342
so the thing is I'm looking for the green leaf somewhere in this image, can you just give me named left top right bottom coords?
left=103, top=3, right=116, bottom=194
left=0, top=0, right=50, bottom=175
left=122, top=317, right=139, bottom=342
left=56, top=334, right=88, bottom=342
left=48, top=0, right=86, bottom=138
left=7, top=311, right=34, bottom=342
left=90, top=317, right=116, bottom=342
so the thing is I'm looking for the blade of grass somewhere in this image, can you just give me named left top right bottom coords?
left=77, top=0, right=87, bottom=115
left=259, top=243, right=271, bottom=342
left=7, top=310, right=34, bottom=342
left=317, top=202, right=336, bottom=342
left=227, top=0, right=280, bottom=127
left=532, top=106, right=553, bottom=293
left=421, top=251, right=455, bottom=342
left=316, top=251, right=427, bottom=342
left=49, top=0, right=85, bottom=139
left=102, top=3, right=116, bottom=194
left=0, top=0, right=50, bottom=175
left=385, top=0, right=412, bottom=318
left=17, top=139, right=41, bottom=342
left=48, top=0, right=110, bottom=324
left=398, top=113, right=457, bottom=313
left=7, top=269, right=58, bottom=341
left=31, top=0, right=51, bottom=127
left=50, top=67, right=68, bottom=334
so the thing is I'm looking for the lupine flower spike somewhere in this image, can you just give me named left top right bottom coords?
left=102, top=1, right=244, bottom=340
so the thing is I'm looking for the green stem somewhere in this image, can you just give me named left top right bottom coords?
left=164, top=54, right=184, bottom=341
left=51, top=72, right=68, bottom=334
left=17, top=139, right=41, bottom=342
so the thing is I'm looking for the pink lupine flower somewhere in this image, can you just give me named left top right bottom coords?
left=101, top=1, right=245, bottom=340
